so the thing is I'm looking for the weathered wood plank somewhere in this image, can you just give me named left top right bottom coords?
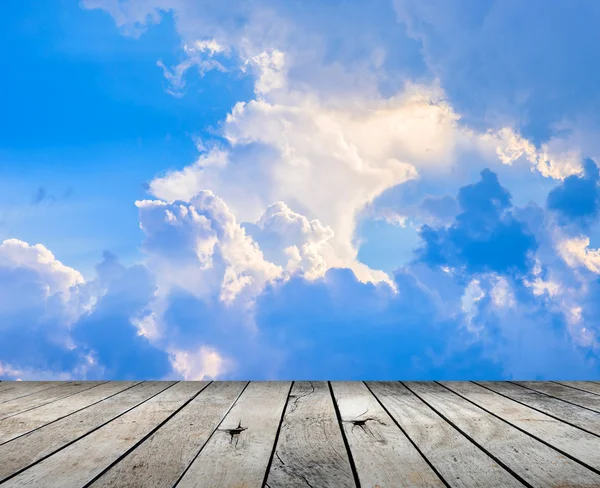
left=514, top=381, right=600, bottom=412
left=331, top=381, right=444, bottom=488
left=265, top=381, right=356, bottom=488
left=0, top=382, right=139, bottom=444
left=406, top=381, right=600, bottom=487
left=368, top=381, right=524, bottom=488
left=555, top=381, right=600, bottom=396
left=176, top=381, right=292, bottom=488
left=2, top=382, right=205, bottom=488
left=476, top=381, right=600, bottom=436
left=0, top=381, right=172, bottom=483
left=443, top=381, right=600, bottom=471
left=89, top=381, right=247, bottom=488
left=0, top=381, right=104, bottom=419
left=0, top=382, right=66, bottom=404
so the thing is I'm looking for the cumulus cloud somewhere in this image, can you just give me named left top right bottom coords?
left=5, top=0, right=600, bottom=381
left=417, top=169, right=537, bottom=275
left=394, top=0, right=600, bottom=143
left=136, top=191, right=282, bottom=306
left=169, top=345, right=230, bottom=380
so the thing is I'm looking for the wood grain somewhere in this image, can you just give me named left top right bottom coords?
left=0, top=382, right=138, bottom=444
left=265, top=381, right=356, bottom=488
left=443, top=381, right=600, bottom=470
left=406, top=381, right=600, bottom=487
left=368, top=381, right=524, bottom=488
left=176, top=381, right=292, bottom=488
left=554, top=381, right=600, bottom=396
left=0, top=381, right=104, bottom=419
left=0, top=381, right=172, bottom=483
left=2, top=382, right=205, bottom=488
left=332, top=381, right=445, bottom=488
left=0, top=382, right=66, bottom=404
left=476, top=381, right=600, bottom=436
left=514, top=381, right=600, bottom=412
left=89, top=381, right=247, bottom=488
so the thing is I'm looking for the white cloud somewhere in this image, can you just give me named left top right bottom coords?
left=0, top=239, right=87, bottom=324
left=487, top=127, right=583, bottom=180
left=249, top=201, right=334, bottom=280
left=0, top=238, right=84, bottom=293
left=169, top=345, right=231, bottom=380
left=490, top=277, right=516, bottom=309
left=558, top=235, right=600, bottom=274
left=461, top=279, right=484, bottom=334
left=136, top=191, right=282, bottom=306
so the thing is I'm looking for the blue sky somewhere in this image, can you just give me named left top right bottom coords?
left=1, top=0, right=600, bottom=380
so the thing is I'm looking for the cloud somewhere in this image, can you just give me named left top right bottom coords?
left=394, top=0, right=600, bottom=144
left=243, top=201, right=334, bottom=280
left=417, top=169, right=537, bottom=275
left=135, top=191, right=282, bottom=306
left=547, top=158, right=600, bottom=228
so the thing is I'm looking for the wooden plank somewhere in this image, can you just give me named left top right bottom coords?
left=476, top=381, right=600, bottom=436
left=89, top=381, right=247, bottom=488
left=0, top=382, right=66, bottom=404
left=406, top=381, right=600, bottom=487
left=176, top=381, right=292, bottom=488
left=0, top=381, right=104, bottom=419
left=514, top=381, right=600, bottom=413
left=0, top=382, right=139, bottom=444
left=368, top=381, right=524, bottom=488
left=555, top=381, right=600, bottom=396
left=2, top=382, right=205, bottom=488
left=265, top=381, right=356, bottom=488
left=443, top=381, right=600, bottom=470
left=331, top=381, right=444, bottom=488
left=0, top=381, right=173, bottom=483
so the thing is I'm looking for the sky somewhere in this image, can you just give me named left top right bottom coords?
left=1, top=0, right=600, bottom=380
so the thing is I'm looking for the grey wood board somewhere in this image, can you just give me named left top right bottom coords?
left=442, top=381, right=600, bottom=470
left=368, top=381, right=524, bottom=488
left=176, top=381, right=292, bottom=488
left=0, top=381, right=173, bottom=483
left=89, top=381, right=247, bottom=488
left=0, top=382, right=105, bottom=420
left=554, top=381, right=600, bottom=396
left=0, top=381, right=139, bottom=444
left=2, top=382, right=205, bottom=488
left=0, top=382, right=67, bottom=404
left=406, top=381, right=600, bottom=487
left=476, top=381, right=600, bottom=436
left=514, top=381, right=600, bottom=412
left=265, top=381, right=356, bottom=488
left=331, top=381, right=445, bottom=488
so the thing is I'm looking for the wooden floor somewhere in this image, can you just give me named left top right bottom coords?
left=1, top=382, right=600, bottom=487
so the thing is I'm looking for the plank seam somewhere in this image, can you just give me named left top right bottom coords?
left=0, top=381, right=179, bottom=484
left=261, top=381, right=295, bottom=488
left=0, top=382, right=74, bottom=405
left=437, top=382, right=600, bottom=478
left=0, top=381, right=145, bottom=447
left=81, top=381, right=214, bottom=488
left=508, top=381, right=600, bottom=415
left=402, top=382, right=534, bottom=488
left=364, top=382, right=451, bottom=488
left=328, top=381, right=362, bottom=488
left=551, top=381, right=600, bottom=398
left=473, top=381, right=600, bottom=439
left=171, top=381, right=251, bottom=488
left=0, top=382, right=110, bottom=422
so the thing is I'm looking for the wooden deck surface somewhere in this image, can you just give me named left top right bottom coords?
left=1, top=381, right=600, bottom=487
